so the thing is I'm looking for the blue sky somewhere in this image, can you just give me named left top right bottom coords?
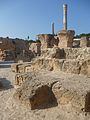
left=0, top=0, right=90, bottom=40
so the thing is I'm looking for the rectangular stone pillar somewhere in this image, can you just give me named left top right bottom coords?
left=57, top=30, right=75, bottom=48
left=80, top=36, right=89, bottom=47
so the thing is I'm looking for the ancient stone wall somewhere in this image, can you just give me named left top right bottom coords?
left=11, top=47, right=90, bottom=76
left=64, top=47, right=90, bottom=60
left=0, top=37, right=31, bottom=61
left=0, top=37, right=15, bottom=51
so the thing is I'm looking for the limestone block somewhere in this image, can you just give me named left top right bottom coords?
left=41, top=47, right=65, bottom=59
left=0, top=37, right=30, bottom=61
left=15, top=73, right=32, bottom=86
left=52, top=80, right=90, bottom=112
left=64, top=48, right=90, bottom=60
left=57, top=30, right=75, bottom=48
left=37, top=34, right=59, bottom=50
left=80, top=37, right=89, bottom=47
left=11, top=63, right=23, bottom=73
left=52, top=59, right=64, bottom=71
left=25, top=66, right=32, bottom=73
left=80, top=59, right=90, bottom=76
left=62, top=60, right=80, bottom=74
left=14, top=79, right=57, bottom=110
left=17, top=63, right=31, bottom=73
left=29, top=42, right=41, bottom=56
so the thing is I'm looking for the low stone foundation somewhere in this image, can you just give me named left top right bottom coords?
left=13, top=71, right=90, bottom=112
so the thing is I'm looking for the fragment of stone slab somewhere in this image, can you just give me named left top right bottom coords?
left=64, top=47, right=90, bottom=60
left=11, top=62, right=32, bottom=73
left=41, top=47, right=65, bottom=59
left=11, top=63, right=23, bottom=73
left=62, top=59, right=80, bottom=74
left=29, top=42, right=41, bottom=56
left=52, top=83, right=89, bottom=112
left=80, top=36, right=89, bottom=48
left=80, top=59, right=90, bottom=76
left=17, top=63, right=32, bottom=73
left=15, top=72, right=35, bottom=87
left=14, top=78, right=57, bottom=110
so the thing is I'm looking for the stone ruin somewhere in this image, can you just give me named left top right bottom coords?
left=0, top=37, right=34, bottom=61
left=0, top=4, right=90, bottom=114
left=80, top=36, right=90, bottom=47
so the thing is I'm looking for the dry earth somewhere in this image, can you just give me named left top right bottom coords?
left=0, top=62, right=90, bottom=120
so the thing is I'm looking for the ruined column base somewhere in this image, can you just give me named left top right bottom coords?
left=57, top=30, right=75, bottom=48
left=37, top=34, right=59, bottom=50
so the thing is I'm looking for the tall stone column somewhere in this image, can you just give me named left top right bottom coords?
left=63, top=4, right=67, bottom=30
left=52, top=22, right=55, bottom=35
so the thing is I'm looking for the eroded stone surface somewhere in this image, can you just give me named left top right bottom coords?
left=14, top=76, right=57, bottom=110
left=80, top=36, right=89, bottom=48
left=13, top=71, right=90, bottom=112
left=57, top=30, right=75, bottom=48
left=37, top=34, right=59, bottom=50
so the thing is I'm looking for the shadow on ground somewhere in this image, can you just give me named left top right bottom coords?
left=0, top=65, right=11, bottom=68
left=0, top=78, right=14, bottom=90
left=0, top=61, right=15, bottom=68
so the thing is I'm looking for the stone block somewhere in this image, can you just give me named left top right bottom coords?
left=37, top=34, right=59, bottom=50
left=29, top=42, right=41, bottom=56
left=80, top=36, right=89, bottom=47
left=62, top=60, right=80, bottom=74
left=57, top=30, right=75, bottom=48
left=11, top=63, right=23, bottom=73
left=14, top=78, right=57, bottom=110
left=80, top=59, right=90, bottom=76
left=15, top=73, right=32, bottom=86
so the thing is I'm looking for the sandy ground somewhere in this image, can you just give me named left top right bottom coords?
left=0, top=62, right=90, bottom=120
